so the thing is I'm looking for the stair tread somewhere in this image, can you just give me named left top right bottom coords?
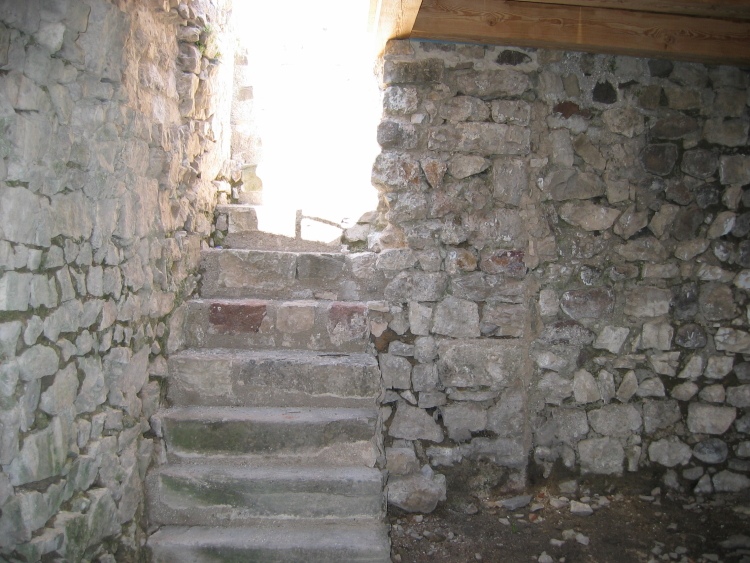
left=170, top=347, right=377, bottom=366
left=160, top=405, right=377, bottom=422
left=151, top=463, right=383, bottom=481
left=148, top=522, right=390, bottom=562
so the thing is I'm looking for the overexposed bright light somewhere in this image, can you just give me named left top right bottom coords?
left=233, top=1, right=381, bottom=239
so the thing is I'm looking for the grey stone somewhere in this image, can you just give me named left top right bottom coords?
left=560, top=287, right=614, bottom=320
left=560, top=202, right=620, bottom=232
left=588, top=404, right=641, bottom=437
left=693, top=438, right=728, bottom=464
left=438, top=339, right=523, bottom=389
left=448, top=154, right=489, bottom=179
left=613, top=205, right=648, bottom=239
left=624, top=287, right=671, bottom=317
left=675, top=238, right=710, bottom=261
left=578, top=437, right=624, bottom=475
left=617, top=237, right=668, bottom=262
left=455, top=69, right=530, bottom=98
left=573, top=369, right=600, bottom=404
left=687, top=403, right=736, bottom=435
left=377, top=120, right=418, bottom=149
left=712, top=470, right=750, bottom=492
left=491, top=100, right=530, bottom=125
left=552, top=408, right=589, bottom=444
left=675, top=323, right=707, bottom=349
left=705, top=356, right=733, bottom=379
left=637, top=378, right=665, bottom=398
left=386, top=446, right=420, bottom=475
left=643, top=399, right=682, bottom=434
left=388, top=471, right=446, bottom=513
left=648, top=438, right=692, bottom=467
left=441, top=403, right=487, bottom=442
left=603, top=106, right=644, bottom=138
left=412, top=363, right=438, bottom=392
left=648, top=352, right=680, bottom=376
left=8, top=415, right=68, bottom=486
left=0, top=320, right=22, bottom=358
left=648, top=204, right=680, bottom=239
left=597, top=370, right=616, bottom=403
left=678, top=355, right=705, bottom=379
left=428, top=123, right=530, bottom=156
left=699, top=384, right=726, bottom=403
left=594, top=326, right=629, bottom=354
left=439, top=96, right=489, bottom=122
left=640, top=321, right=673, bottom=351
left=538, top=373, right=573, bottom=405
left=385, top=271, right=449, bottom=302
left=569, top=500, right=594, bottom=516
left=727, top=385, right=750, bottom=408
left=18, top=345, right=58, bottom=381
left=671, top=381, right=699, bottom=401
left=389, top=403, right=444, bottom=442
left=715, top=328, right=750, bottom=354
left=720, top=155, right=750, bottom=185
left=703, top=118, right=748, bottom=147
left=432, top=296, right=480, bottom=338
left=492, top=157, right=527, bottom=206
left=384, top=86, right=419, bottom=115
left=501, top=495, right=532, bottom=511
left=380, top=347, right=416, bottom=385
left=616, top=371, right=639, bottom=403
left=642, top=143, right=678, bottom=175
left=0, top=271, right=32, bottom=311
left=547, top=170, right=604, bottom=201
left=39, top=364, right=79, bottom=415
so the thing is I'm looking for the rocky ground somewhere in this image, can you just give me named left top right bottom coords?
left=389, top=469, right=750, bottom=563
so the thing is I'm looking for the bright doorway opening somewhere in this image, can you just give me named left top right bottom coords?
left=232, top=2, right=381, bottom=243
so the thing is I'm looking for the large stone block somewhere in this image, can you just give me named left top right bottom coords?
left=428, top=123, right=530, bottom=156
left=432, top=296, right=480, bottom=338
left=687, top=403, right=736, bottom=435
left=455, top=70, right=530, bottom=98
left=389, top=403, right=444, bottom=442
left=578, top=437, right=624, bottom=475
left=588, top=404, right=641, bottom=437
left=624, top=287, right=671, bottom=317
left=561, top=287, right=614, bottom=320
left=438, top=339, right=524, bottom=389
left=383, top=59, right=444, bottom=84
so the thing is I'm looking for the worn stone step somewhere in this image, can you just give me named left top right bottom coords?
left=216, top=204, right=259, bottom=235
left=147, top=464, right=385, bottom=527
left=157, top=407, right=379, bottom=466
left=147, top=522, right=391, bottom=563
left=199, top=249, right=387, bottom=301
left=167, top=348, right=380, bottom=408
left=183, top=298, right=370, bottom=353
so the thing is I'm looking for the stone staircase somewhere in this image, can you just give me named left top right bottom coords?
left=145, top=205, right=391, bottom=562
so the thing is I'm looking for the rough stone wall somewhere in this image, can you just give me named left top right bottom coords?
left=0, top=0, right=234, bottom=559
left=370, top=39, right=750, bottom=507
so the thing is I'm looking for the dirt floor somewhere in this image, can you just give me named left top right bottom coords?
left=389, top=466, right=750, bottom=563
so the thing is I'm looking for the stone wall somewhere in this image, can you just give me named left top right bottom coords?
left=368, top=39, right=750, bottom=509
left=0, top=0, right=234, bottom=559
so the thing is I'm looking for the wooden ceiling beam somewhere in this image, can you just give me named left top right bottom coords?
left=411, top=0, right=750, bottom=65
left=511, top=0, right=750, bottom=21
left=370, top=0, right=424, bottom=55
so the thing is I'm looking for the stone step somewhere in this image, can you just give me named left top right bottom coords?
left=147, top=464, right=385, bottom=527
left=216, top=204, right=259, bottom=235
left=157, top=407, right=379, bottom=466
left=167, top=348, right=380, bottom=408
left=183, top=298, right=370, bottom=353
left=147, top=522, right=391, bottom=563
left=199, top=249, right=387, bottom=301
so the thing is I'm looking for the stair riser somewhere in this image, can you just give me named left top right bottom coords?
left=148, top=544, right=390, bottom=563
left=184, top=299, right=370, bottom=353
left=162, top=416, right=377, bottom=457
left=147, top=473, right=384, bottom=526
left=200, top=249, right=388, bottom=301
left=167, top=354, right=380, bottom=408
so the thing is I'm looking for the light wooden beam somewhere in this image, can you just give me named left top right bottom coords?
left=411, top=0, right=750, bottom=65
left=511, top=0, right=750, bottom=21
left=370, top=0, right=424, bottom=55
